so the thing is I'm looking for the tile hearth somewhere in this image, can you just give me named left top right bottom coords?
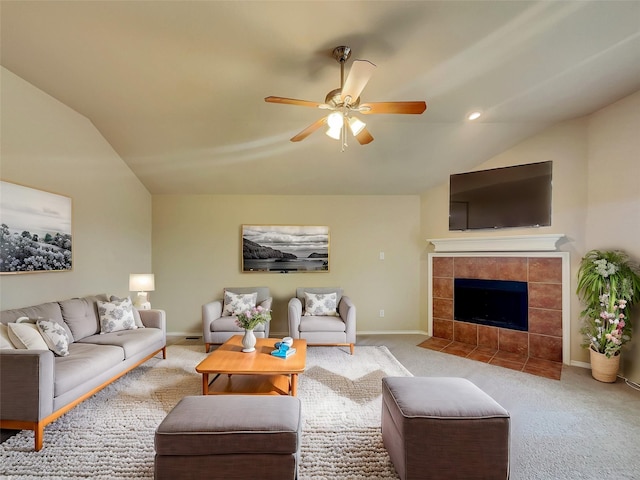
left=418, top=337, right=562, bottom=380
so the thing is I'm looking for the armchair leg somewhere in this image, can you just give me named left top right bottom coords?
left=205, top=343, right=211, bottom=353
left=350, top=343, right=354, bottom=355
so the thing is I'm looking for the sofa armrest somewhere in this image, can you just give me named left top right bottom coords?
left=0, top=350, right=55, bottom=422
left=288, top=297, right=303, bottom=339
left=138, top=309, right=166, bottom=333
left=338, top=296, right=357, bottom=344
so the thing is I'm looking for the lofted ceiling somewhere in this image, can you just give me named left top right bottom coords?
left=1, top=1, right=639, bottom=195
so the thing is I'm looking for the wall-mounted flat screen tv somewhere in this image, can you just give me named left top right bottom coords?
left=449, top=161, right=552, bottom=231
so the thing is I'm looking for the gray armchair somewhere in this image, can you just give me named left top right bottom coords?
left=202, top=287, right=272, bottom=353
left=288, top=287, right=355, bottom=354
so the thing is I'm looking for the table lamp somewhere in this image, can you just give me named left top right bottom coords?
left=129, top=273, right=155, bottom=310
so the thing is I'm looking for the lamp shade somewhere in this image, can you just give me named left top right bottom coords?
left=348, top=116, right=366, bottom=136
left=129, top=273, right=155, bottom=292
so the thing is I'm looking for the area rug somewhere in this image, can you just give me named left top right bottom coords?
left=0, top=344, right=410, bottom=479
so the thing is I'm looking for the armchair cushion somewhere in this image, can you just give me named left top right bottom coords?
left=299, top=315, right=346, bottom=332
left=210, top=316, right=268, bottom=333
left=222, top=291, right=257, bottom=316
left=303, top=292, right=338, bottom=316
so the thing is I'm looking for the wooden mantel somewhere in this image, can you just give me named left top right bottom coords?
left=427, top=234, right=566, bottom=253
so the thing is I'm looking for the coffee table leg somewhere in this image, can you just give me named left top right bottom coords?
left=202, top=373, right=209, bottom=395
left=290, top=374, right=298, bottom=396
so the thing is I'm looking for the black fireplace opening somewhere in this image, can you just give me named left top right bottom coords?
left=454, top=278, right=528, bottom=331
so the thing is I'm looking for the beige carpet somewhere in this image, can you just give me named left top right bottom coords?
left=0, top=344, right=410, bottom=479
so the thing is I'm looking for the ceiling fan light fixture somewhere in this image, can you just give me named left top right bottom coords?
left=327, top=111, right=344, bottom=129
left=348, top=116, right=366, bottom=136
left=325, top=126, right=342, bottom=140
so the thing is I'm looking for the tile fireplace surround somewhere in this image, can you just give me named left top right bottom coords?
left=426, top=235, right=570, bottom=380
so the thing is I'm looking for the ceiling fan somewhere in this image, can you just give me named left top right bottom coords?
left=265, top=46, right=427, bottom=150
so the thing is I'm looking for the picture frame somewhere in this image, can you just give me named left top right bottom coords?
left=0, top=180, right=73, bottom=274
left=242, top=225, right=329, bottom=273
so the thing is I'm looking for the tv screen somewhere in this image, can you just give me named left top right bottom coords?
left=449, top=161, right=552, bottom=231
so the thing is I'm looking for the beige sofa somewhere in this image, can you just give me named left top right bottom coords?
left=0, top=294, right=166, bottom=451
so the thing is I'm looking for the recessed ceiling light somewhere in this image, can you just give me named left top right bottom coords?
left=468, top=111, right=482, bottom=121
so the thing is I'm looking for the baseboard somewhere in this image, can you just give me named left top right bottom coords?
left=169, top=330, right=431, bottom=338
left=357, top=330, right=429, bottom=336
left=570, top=360, right=591, bottom=369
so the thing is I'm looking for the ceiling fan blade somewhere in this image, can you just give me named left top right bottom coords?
left=265, top=96, right=326, bottom=109
left=341, top=60, right=376, bottom=104
left=355, top=127, right=374, bottom=145
left=290, top=117, right=328, bottom=142
left=359, top=101, right=427, bottom=115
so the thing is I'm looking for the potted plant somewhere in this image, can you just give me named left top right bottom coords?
left=577, top=249, right=640, bottom=382
left=235, top=305, right=271, bottom=353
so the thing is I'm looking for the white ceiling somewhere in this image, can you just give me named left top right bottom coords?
left=2, top=1, right=639, bottom=195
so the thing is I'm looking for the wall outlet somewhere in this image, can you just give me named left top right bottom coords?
left=379, top=251, right=385, bottom=260
left=379, top=309, right=385, bottom=317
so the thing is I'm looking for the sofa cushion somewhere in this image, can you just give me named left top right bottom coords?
left=7, top=323, right=49, bottom=350
left=37, top=318, right=70, bottom=356
left=98, top=297, right=138, bottom=334
left=54, top=343, right=125, bottom=397
left=78, top=327, right=165, bottom=359
left=59, top=294, right=107, bottom=341
left=222, top=291, right=257, bottom=316
left=0, top=301, right=74, bottom=342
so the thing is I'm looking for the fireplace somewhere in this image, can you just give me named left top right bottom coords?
left=454, top=278, right=528, bottom=331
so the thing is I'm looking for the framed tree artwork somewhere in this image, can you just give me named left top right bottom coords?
left=0, top=180, right=73, bottom=274
left=242, top=225, right=329, bottom=273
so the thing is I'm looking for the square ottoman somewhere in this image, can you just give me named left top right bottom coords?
left=154, top=395, right=302, bottom=480
left=382, top=377, right=510, bottom=480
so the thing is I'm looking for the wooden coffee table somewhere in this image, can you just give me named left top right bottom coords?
left=195, top=335, right=307, bottom=396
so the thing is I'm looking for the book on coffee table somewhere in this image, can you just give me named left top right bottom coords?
left=271, top=347, right=297, bottom=358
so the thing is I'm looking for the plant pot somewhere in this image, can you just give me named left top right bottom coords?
left=589, top=348, right=620, bottom=383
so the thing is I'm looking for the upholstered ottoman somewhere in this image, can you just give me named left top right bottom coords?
left=381, top=377, right=510, bottom=480
left=154, top=395, right=302, bottom=480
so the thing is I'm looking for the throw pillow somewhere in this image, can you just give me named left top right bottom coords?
left=110, top=295, right=145, bottom=328
left=36, top=318, right=70, bottom=357
left=303, top=292, right=338, bottom=316
left=7, top=322, right=50, bottom=350
left=16, top=316, right=37, bottom=323
left=222, top=291, right=257, bottom=316
left=0, top=324, right=16, bottom=349
left=97, top=297, right=137, bottom=334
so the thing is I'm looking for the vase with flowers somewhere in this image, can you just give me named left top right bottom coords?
left=235, top=305, right=271, bottom=353
left=577, top=250, right=640, bottom=382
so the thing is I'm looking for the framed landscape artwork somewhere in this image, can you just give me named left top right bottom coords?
left=242, top=225, right=329, bottom=273
left=0, top=180, right=73, bottom=274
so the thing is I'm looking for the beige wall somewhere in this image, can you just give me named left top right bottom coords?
left=420, top=90, right=640, bottom=365
left=0, top=67, right=152, bottom=309
left=152, top=195, right=422, bottom=335
left=585, top=91, right=640, bottom=380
